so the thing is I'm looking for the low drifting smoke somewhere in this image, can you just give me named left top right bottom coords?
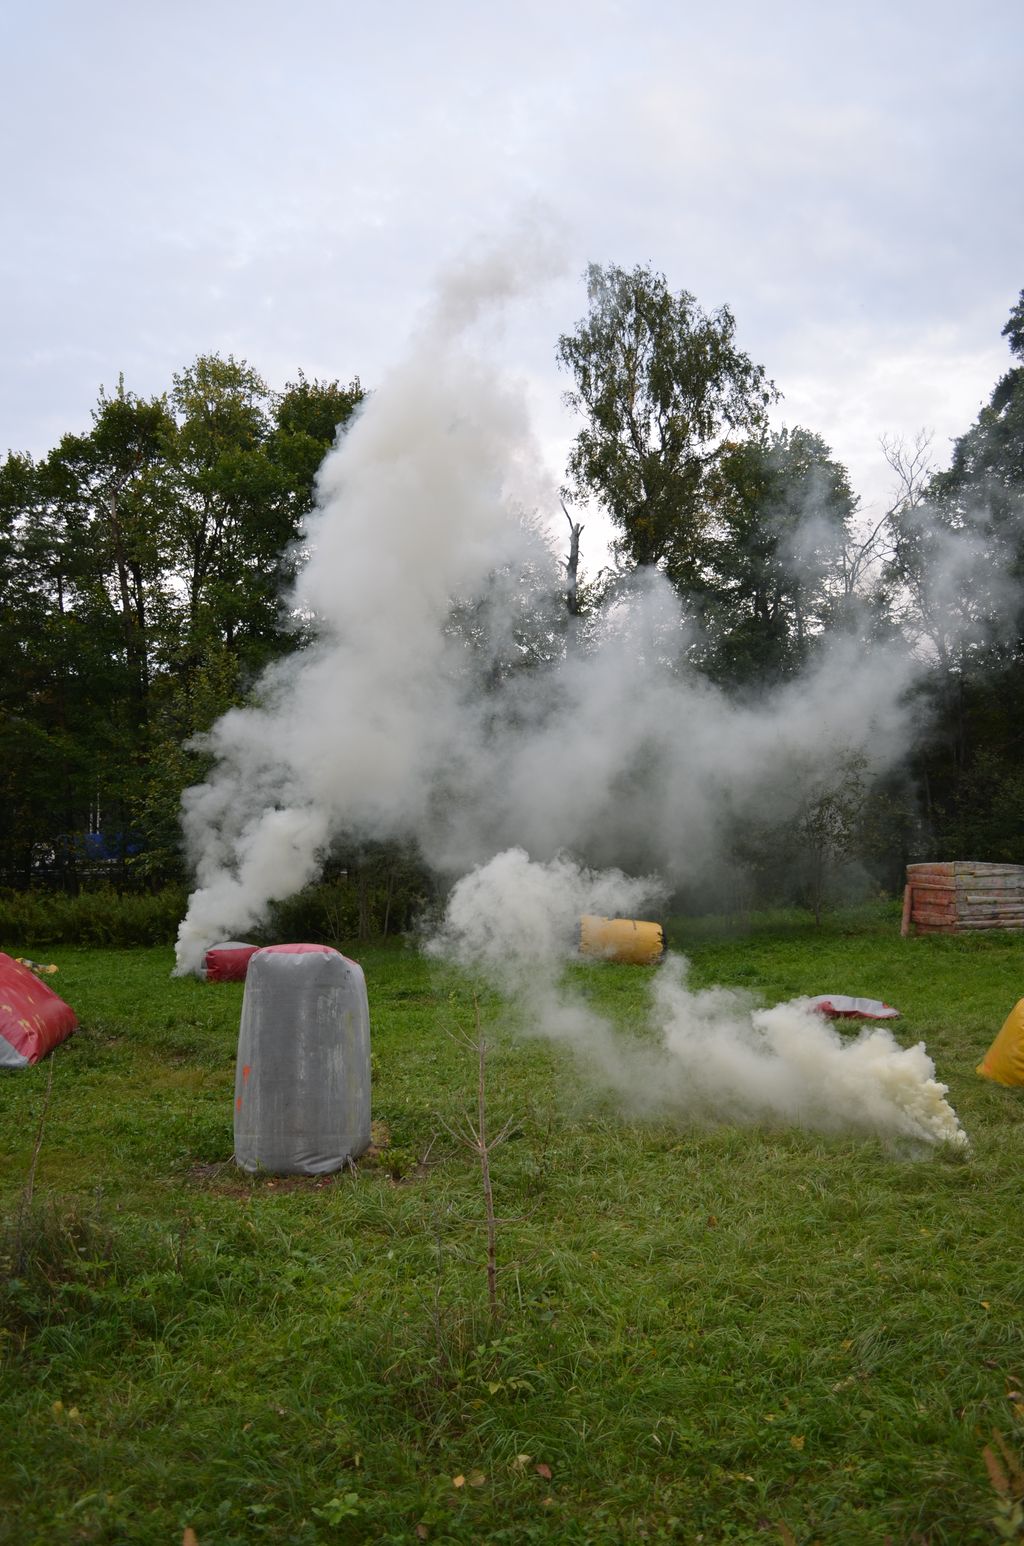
left=429, top=847, right=664, bottom=991
left=174, top=238, right=921, bottom=974
left=432, top=851, right=966, bottom=1149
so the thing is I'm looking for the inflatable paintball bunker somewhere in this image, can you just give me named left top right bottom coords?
left=0, top=952, right=77, bottom=1067
left=808, top=995, right=900, bottom=1021
left=977, top=998, right=1024, bottom=1087
left=234, top=944, right=371, bottom=1175
left=579, top=915, right=664, bottom=966
left=204, top=941, right=260, bottom=982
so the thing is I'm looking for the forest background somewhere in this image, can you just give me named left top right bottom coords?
left=2, top=269, right=1022, bottom=940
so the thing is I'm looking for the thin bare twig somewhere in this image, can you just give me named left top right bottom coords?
left=13, top=1050, right=57, bottom=1273
left=443, top=1000, right=519, bottom=1321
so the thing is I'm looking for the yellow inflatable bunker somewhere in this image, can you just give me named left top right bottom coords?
left=977, top=998, right=1024, bottom=1087
left=579, top=915, right=664, bottom=966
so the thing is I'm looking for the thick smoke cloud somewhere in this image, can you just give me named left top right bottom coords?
left=175, top=240, right=921, bottom=973
left=172, top=239, right=973, bottom=1145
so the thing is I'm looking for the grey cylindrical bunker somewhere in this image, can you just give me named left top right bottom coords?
left=234, top=944, right=371, bottom=1175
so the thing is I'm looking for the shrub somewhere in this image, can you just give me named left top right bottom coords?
left=0, top=887, right=188, bottom=949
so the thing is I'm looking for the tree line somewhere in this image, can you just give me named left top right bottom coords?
left=2, top=271, right=1022, bottom=912
left=0, top=359, right=363, bottom=888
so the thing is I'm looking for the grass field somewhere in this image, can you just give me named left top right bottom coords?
left=2, top=905, right=1023, bottom=1545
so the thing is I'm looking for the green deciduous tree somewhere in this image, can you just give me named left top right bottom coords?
left=52, top=383, right=177, bottom=722
left=166, top=356, right=364, bottom=678
left=0, top=355, right=365, bottom=889
left=138, top=360, right=365, bottom=873
left=168, top=354, right=290, bottom=670
left=695, top=426, right=859, bottom=684
left=557, top=262, right=778, bottom=582
left=0, top=424, right=156, bottom=887
left=888, top=290, right=1024, bottom=856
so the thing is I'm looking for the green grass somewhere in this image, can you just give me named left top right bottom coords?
left=1, top=909, right=1023, bottom=1544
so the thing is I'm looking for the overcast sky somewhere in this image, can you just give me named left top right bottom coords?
left=2, top=0, right=1021, bottom=537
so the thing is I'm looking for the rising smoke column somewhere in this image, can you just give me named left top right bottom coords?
left=432, top=850, right=966, bottom=1149
left=175, top=237, right=921, bottom=974
left=174, top=240, right=564, bottom=972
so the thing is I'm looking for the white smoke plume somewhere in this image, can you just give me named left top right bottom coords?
left=177, top=234, right=923, bottom=977
left=433, top=851, right=966, bottom=1149
left=171, top=236, right=972, bottom=1146
left=429, top=847, right=664, bottom=991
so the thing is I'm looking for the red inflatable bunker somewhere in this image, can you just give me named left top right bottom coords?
left=0, top=953, right=77, bottom=1067
left=808, top=995, right=900, bottom=1021
left=204, top=941, right=261, bottom=982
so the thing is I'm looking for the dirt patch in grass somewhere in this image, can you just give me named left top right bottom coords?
left=184, top=1159, right=350, bottom=1194
left=184, top=1123, right=401, bottom=1193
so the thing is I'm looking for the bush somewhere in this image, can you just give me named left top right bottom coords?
left=0, top=887, right=188, bottom=949
left=265, top=847, right=436, bottom=946
left=263, top=881, right=358, bottom=945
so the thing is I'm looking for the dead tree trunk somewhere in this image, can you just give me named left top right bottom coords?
left=562, top=501, right=584, bottom=653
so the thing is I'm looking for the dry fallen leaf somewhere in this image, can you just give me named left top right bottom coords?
left=467, top=1471, right=486, bottom=1488
left=511, top=1454, right=532, bottom=1470
left=183, top=1531, right=199, bottom=1546
left=415, top=1525, right=428, bottom=1541
left=452, top=1475, right=466, bottom=1489
left=534, top=1462, right=553, bottom=1480
left=983, top=1444, right=1010, bottom=1497
left=789, top=1435, right=805, bottom=1451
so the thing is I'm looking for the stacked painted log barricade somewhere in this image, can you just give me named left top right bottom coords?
left=901, top=861, right=1024, bottom=935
